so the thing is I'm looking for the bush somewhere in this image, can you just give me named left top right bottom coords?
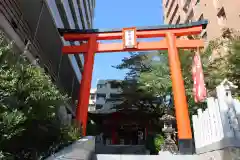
left=145, top=133, right=164, bottom=154
left=154, top=134, right=164, bottom=152
left=0, top=31, right=80, bottom=159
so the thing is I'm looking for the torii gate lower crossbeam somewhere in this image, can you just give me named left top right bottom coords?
left=59, top=20, right=208, bottom=154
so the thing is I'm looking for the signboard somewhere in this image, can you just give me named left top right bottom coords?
left=122, top=27, right=137, bottom=48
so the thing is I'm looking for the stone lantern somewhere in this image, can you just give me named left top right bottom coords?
left=159, top=108, right=178, bottom=154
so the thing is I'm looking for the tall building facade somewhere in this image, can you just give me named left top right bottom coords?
left=88, top=80, right=124, bottom=112
left=0, top=0, right=95, bottom=114
left=162, top=0, right=240, bottom=41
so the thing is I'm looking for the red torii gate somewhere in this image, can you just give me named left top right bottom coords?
left=59, top=20, right=207, bottom=154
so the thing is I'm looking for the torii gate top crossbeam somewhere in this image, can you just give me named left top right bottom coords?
left=58, top=20, right=208, bottom=53
left=58, top=20, right=207, bottom=36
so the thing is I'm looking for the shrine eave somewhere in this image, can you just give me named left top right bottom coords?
left=58, top=20, right=208, bottom=36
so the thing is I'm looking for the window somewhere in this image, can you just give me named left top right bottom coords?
left=166, top=0, right=176, bottom=18
left=88, top=104, right=96, bottom=111
left=96, top=104, right=103, bottom=110
left=97, top=84, right=106, bottom=89
left=169, top=4, right=179, bottom=24
left=44, top=65, right=49, bottom=74
left=11, top=19, right=18, bottom=29
left=110, top=93, right=121, bottom=99
left=96, top=94, right=106, bottom=100
left=90, top=94, right=95, bottom=100
left=195, top=0, right=200, bottom=5
left=165, top=0, right=170, bottom=7
left=202, top=32, right=207, bottom=40
left=176, top=16, right=181, bottom=24
left=111, top=104, right=117, bottom=108
left=184, top=10, right=194, bottom=24
left=110, top=81, right=121, bottom=89
left=217, top=7, right=227, bottom=26
left=198, top=14, right=204, bottom=21
left=183, top=0, right=191, bottom=13
left=51, top=76, right=56, bottom=82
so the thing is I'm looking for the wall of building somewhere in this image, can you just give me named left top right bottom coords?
left=0, top=0, right=96, bottom=116
left=162, top=0, right=240, bottom=41
left=195, top=0, right=240, bottom=41
left=0, top=13, right=36, bottom=64
left=88, top=80, right=123, bottom=111
left=89, top=88, right=97, bottom=111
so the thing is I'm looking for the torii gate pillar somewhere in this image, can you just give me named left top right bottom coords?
left=76, top=36, right=96, bottom=136
left=166, top=32, right=192, bottom=153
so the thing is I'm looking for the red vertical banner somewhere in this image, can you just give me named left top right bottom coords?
left=192, top=50, right=207, bottom=103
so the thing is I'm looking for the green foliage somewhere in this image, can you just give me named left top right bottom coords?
left=0, top=32, right=80, bottom=159
left=145, top=133, right=164, bottom=154
left=115, top=28, right=240, bottom=117
left=114, top=52, right=152, bottom=80
left=61, top=123, right=81, bottom=142
left=113, top=52, right=167, bottom=114
left=0, top=109, right=26, bottom=142
left=154, top=134, right=164, bottom=152
left=138, top=51, right=172, bottom=96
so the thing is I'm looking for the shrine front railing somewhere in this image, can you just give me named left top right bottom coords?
left=192, top=79, right=240, bottom=155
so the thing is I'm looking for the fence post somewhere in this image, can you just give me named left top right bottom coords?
left=192, top=115, right=200, bottom=149
left=197, top=109, right=204, bottom=148
left=216, top=85, right=235, bottom=139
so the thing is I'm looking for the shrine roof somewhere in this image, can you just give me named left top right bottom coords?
left=58, top=20, right=208, bottom=36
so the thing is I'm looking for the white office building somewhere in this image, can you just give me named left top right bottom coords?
left=88, top=88, right=97, bottom=111
left=88, top=80, right=124, bottom=112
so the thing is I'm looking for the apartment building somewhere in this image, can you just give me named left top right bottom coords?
left=88, top=80, right=124, bottom=112
left=89, top=88, right=97, bottom=111
left=0, top=0, right=95, bottom=113
left=162, top=0, right=240, bottom=41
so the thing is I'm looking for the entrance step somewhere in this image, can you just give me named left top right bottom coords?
left=95, top=145, right=146, bottom=154
left=95, top=154, right=199, bottom=160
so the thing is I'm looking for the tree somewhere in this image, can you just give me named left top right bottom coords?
left=115, top=28, right=240, bottom=116
left=138, top=51, right=172, bottom=97
left=0, top=32, right=80, bottom=159
left=113, top=51, right=171, bottom=118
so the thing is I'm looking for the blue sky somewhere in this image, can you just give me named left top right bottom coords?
left=91, top=0, right=164, bottom=87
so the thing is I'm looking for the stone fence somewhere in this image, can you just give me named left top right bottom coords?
left=192, top=79, right=240, bottom=159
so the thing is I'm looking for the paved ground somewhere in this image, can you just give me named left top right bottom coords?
left=95, top=144, right=147, bottom=154
left=45, top=137, right=199, bottom=160
left=96, top=154, right=199, bottom=160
